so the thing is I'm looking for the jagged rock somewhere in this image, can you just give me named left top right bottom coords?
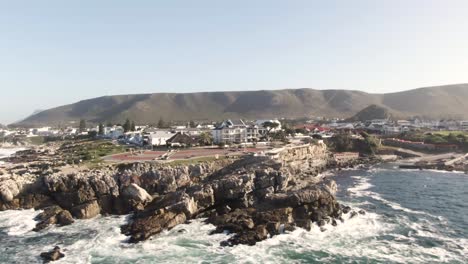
left=331, top=219, right=338, bottom=226
left=40, top=246, right=64, bottom=263
left=56, top=210, right=74, bottom=226
left=122, top=208, right=187, bottom=243
left=358, top=209, right=366, bottom=215
left=341, top=205, right=352, bottom=214
left=2, top=143, right=351, bottom=247
left=349, top=211, right=358, bottom=219
left=121, top=183, right=153, bottom=203
left=33, top=206, right=74, bottom=231
left=71, top=200, right=100, bottom=219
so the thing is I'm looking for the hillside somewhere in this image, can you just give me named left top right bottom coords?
left=347, top=105, right=393, bottom=122
left=16, top=84, right=468, bottom=126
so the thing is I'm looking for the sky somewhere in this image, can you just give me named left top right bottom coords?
left=1, top=0, right=468, bottom=124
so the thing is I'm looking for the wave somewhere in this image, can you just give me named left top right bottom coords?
left=0, top=209, right=41, bottom=236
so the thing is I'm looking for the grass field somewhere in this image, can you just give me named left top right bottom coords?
left=432, top=131, right=467, bottom=136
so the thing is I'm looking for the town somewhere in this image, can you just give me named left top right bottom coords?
left=1, top=116, right=467, bottom=166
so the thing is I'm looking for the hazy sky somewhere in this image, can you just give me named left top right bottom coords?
left=1, top=0, right=468, bottom=124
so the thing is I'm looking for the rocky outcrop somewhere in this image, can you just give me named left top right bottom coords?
left=40, top=246, right=64, bottom=263
left=121, top=144, right=346, bottom=246
left=1, top=144, right=358, bottom=246
left=33, top=205, right=74, bottom=231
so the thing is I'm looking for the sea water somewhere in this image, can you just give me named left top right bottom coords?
left=0, top=163, right=467, bottom=263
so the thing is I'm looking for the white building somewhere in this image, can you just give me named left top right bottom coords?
left=211, top=119, right=266, bottom=144
left=460, top=120, right=468, bottom=131
left=145, top=131, right=176, bottom=146
left=104, top=126, right=124, bottom=139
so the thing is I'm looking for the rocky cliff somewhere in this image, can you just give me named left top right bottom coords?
left=0, top=144, right=360, bottom=246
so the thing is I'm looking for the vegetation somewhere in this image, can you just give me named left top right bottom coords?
left=198, top=132, right=213, bottom=145
left=328, top=132, right=380, bottom=155
left=158, top=117, right=167, bottom=128
left=396, top=131, right=468, bottom=152
left=123, top=119, right=131, bottom=132
left=98, top=123, right=104, bottom=135
left=262, top=121, right=279, bottom=141
left=59, top=140, right=126, bottom=165
left=79, top=119, right=86, bottom=133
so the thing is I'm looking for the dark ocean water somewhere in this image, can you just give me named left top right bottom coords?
left=0, top=164, right=467, bottom=263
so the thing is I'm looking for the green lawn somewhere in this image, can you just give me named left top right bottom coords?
left=432, top=131, right=467, bottom=136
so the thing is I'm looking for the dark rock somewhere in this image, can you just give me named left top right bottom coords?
left=56, top=210, right=74, bottom=226
left=341, top=205, right=352, bottom=214
left=349, top=211, right=358, bottom=219
left=40, top=246, right=64, bottom=263
left=331, top=219, right=337, bottom=226
left=33, top=206, right=73, bottom=231
left=317, top=220, right=326, bottom=227
left=122, top=208, right=187, bottom=243
left=358, top=209, right=366, bottom=215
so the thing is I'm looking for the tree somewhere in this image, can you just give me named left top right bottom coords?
left=189, top=120, right=196, bottom=128
left=131, top=121, right=136, bottom=132
left=123, top=119, right=131, bottom=132
left=98, top=123, right=105, bottom=135
left=157, top=117, right=166, bottom=128
left=262, top=121, right=280, bottom=141
left=198, top=132, right=213, bottom=145
left=331, top=133, right=353, bottom=152
left=79, top=119, right=86, bottom=133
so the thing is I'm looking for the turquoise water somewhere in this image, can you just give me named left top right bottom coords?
left=0, top=164, right=467, bottom=263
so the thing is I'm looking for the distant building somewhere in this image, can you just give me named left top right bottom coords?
left=104, top=126, right=124, bottom=139
left=144, top=130, right=175, bottom=146
left=212, top=119, right=247, bottom=144
left=166, top=132, right=195, bottom=147
left=460, top=121, right=468, bottom=131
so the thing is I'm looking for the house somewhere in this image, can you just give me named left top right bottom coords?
left=212, top=119, right=250, bottom=144
left=104, top=126, right=125, bottom=139
left=166, top=132, right=195, bottom=147
left=459, top=120, right=468, bottom=131
left=383, top=125, right=400, bottom=135
left=144, top=130, right=175, bottom=146
left=121, top=132, right=144, bottom=146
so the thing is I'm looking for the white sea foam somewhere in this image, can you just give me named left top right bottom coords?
left=0, top=147, right=25, bottom=165
left=0, top=208, right=466, bottom=263
left=0, top=208, right=41, bottom=236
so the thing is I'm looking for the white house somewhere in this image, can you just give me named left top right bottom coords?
left=460, top=120, right=468, bottom=131
left=145, top=131, right=176, bottom=146
left=104, top=126, right=125, bottom=139
left=212, top=120, right=246, bottom=144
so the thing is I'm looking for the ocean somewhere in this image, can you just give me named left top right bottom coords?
left=0, top=157, right=467, bottom=263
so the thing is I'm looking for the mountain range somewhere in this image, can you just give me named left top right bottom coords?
left=16, top=84, right=468, bottom=126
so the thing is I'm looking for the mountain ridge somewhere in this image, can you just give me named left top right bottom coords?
left=16, top=84, right=468, bottom=126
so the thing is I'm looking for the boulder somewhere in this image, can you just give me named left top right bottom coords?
left=122, top=208, right=187, bottom=243
left=56, top=210, right=74, bottom=226
left=121, top=183, right=152, bottom=203
left=33, top=206, right=74, bottom=231
left=40, top=246, right=64, bottom=263
left=71, top=200, right=100, bottom=219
